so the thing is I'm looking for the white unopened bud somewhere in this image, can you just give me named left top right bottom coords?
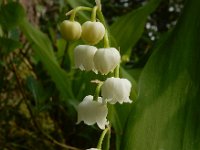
left=81, top=21, right=105, bottom=45
left=101, top=77, right=132, bottom=104
left=74, top=45, right=97, bottom=73
left=93, top=48, right=121, bottom=75
left=77, top=95, right=108, bottom=129
left=60, top=20, right=82, bottom=41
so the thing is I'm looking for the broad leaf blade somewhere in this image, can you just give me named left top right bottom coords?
left=20, top=19, right=75, bottom=104
left=122, top=0, right=200, bottom=149
left=110, top=0, right=161, bottom=57
left=110, top=67, right=138, bottom=150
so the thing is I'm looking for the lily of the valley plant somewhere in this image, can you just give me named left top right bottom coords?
left=60, top=0, right=132, bottom=149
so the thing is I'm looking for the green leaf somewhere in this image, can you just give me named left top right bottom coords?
left=26, top=76, right=49, bottom=112
left=20, top=19, right=75, bottom=105
left=0, top=2, right=25, bottom=29
left=66, top=0, right=92, bottom=7
left=110, top=0, right=161, bottom=57
left=122, top=0, right=200, bottom=149
left=0, top=37, right=22, bottom=54
left=110, top=67, right=138, bottom=150
left=55, top=38, right=67, bottom=64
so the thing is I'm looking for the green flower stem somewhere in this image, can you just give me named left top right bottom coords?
left=95, top=0, right=102, bottom=11
left=69, top=6, right=92, bottom=21
left=97, top=9, right=106, bottom=26
left=105, top=125, right=111, bottom=150
left=114, top=64, right=120, bottom=78
left=104, top=30, right=110, bottom=48
left=91, top=6, right=98, bottom=21
left=96, top=7, right=110, bottom=48
left=97, top=127, right=110, bottom=149
left=69, top=10, right=76, bottom=21
left=93, top=82, right=103, bottom=101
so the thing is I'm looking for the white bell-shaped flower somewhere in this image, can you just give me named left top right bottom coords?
left=77, top=95, right=108, bottom=129
left=81, top=21, right=105, bottom=45
left=74, top=45, right=97, bottom=73
left=93, top=48, right=121, bottom=75
left=86, top=148, right=100, bottom=150
left=101, top=77, right=132, bottom=104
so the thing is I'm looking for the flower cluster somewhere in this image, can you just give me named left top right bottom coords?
left=60, top=2, right=132, bottom=131
left=74, top=45, right=121, bottom=75
left=77, top=78, right=132, bottom=129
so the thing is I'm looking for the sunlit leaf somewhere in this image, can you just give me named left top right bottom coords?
left=122, top=0, right=200, bottom=149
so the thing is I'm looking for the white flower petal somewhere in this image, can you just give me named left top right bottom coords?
left=86, top=148, right=100, bottom=150
left=94, top=48, right=121, bottom=75
left=77, top=95, right=108, bottom=129
left=101, top=77, right=132, bottom=104
left=74, top=45, right=97, bottom=72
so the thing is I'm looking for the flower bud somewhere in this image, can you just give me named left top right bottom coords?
left=101, top=77, right=132, bottom=104
left=60, top=20, right=82, bottom=41
left=93, top=48, right=121, bottom=75
left=81, top=21, right=105, bottom=45
left=74, top=45, right=97, bottom=73
left=77, top=95, right=108, bottom=129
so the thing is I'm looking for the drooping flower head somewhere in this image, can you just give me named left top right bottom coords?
left=77, top=95, right=108, bottom=129
left=81, top=21, right=105, bottom=45
left=101, top=77, right=132, bottom=104
left=60, top=20, right=82, bottom=41
left=93, top=48, right=121, bottom=75
left=74, top=45, right=97, bottom=73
